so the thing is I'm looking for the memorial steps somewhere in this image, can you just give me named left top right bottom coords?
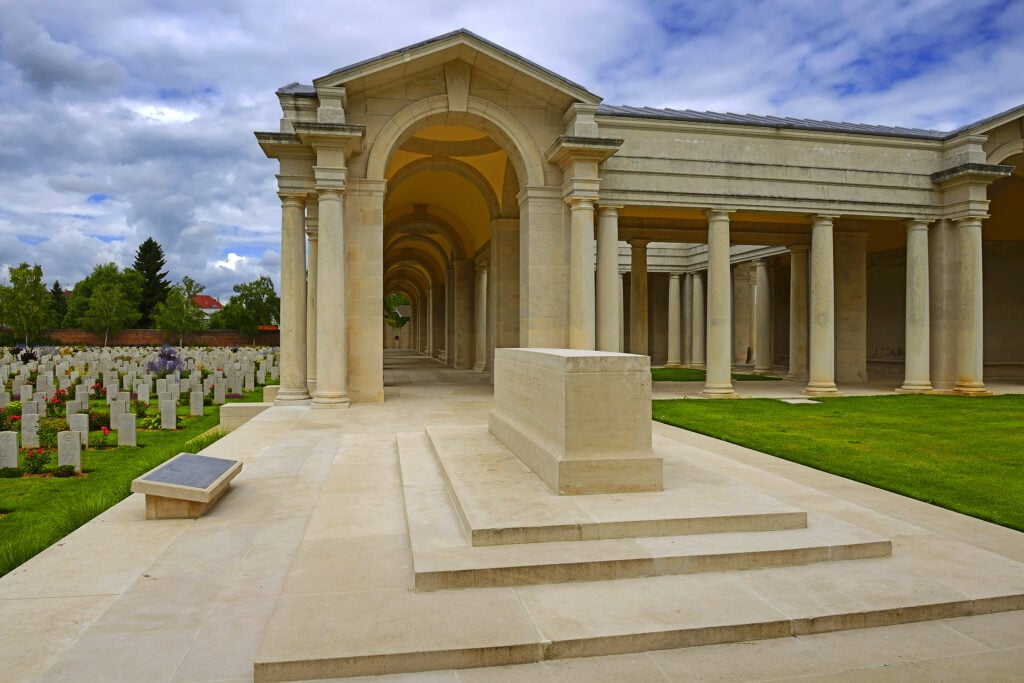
left=252, top=424, right=1024, bottom=681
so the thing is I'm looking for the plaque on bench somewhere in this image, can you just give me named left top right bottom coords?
left=130, top=453, right=242, bottom=519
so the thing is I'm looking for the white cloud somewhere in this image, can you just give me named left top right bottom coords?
left=0, top=0, right=1020, bottom=301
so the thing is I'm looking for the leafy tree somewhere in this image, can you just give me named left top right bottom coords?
left=65, top=263, right=144, bottom=345
left=210, top=276, right=279, bottom=344
left=383, top=292, right=410, bottom=329
left=132, top=237, right=171, bottom=327
left=153, top=276, right=207, bottom=346
left=0, top=263, right=51, bottom=345
left=49, top=280, right=67, bottom=328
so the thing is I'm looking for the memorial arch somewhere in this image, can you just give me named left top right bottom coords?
left=257, top=29, right=1023, bottom=406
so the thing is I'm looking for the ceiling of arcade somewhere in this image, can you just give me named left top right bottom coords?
left=383, top=123, right=519, bottom=296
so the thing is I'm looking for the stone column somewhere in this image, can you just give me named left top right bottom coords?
left=703, top=210, right=735, bottom=397
left=682, top=272, right=693, bottom=366
left=666, top=273, right=682, bottom=367
left=955, top=216, right=987, bottom=394
left=629, top=240, right=649, bottom=355
left=691, top=270, right=706, bottom=368
left=568, top=197, right=597, bottom=349
left=786, top=246, right=809, bottom=381
left=305, top=202, right=318, bottom=393
left=428, top=282, right=440, bottom=358
left=596, top=205, right=621, bottom=352
left=453, top=260, right=474, bottom=369
left=473, top=263, right=488, bottom=371
left=899, top=220, right=933, bottom=392
left=275, top=192, right=310, bottom=403
left=929, top=219, right=958, bottom=390
left=618, top=272, right=625, bottom=352
left=753, top=259, right=772, bottom=374
left=805, top=215, right=840, bottom=396
left=312, top=188, right=348, bottom=408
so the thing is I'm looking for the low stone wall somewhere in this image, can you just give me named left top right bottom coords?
left=1, top=328, right=280, bottom=347
left=488, top=348, right=662, bottom=495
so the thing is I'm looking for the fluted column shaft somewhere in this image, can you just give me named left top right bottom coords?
left=703, top=210, right=736, bottom=397
left=691, top=271, right=706, bottom=368
left=805, top=215, right=839, bottom=396
left=313, top=188, right=348, bottom=407
left=786, top=246, right=809, bottom=381
left=753, top=259, right=772, bottom=373
left=276, top=193, right=310, bottom=403
left=473, top=264, right=488, bottom=371
left=667, top=273, right=682, bottom=367
left=682, top=272, right=693, bottom=366
left=900, top=220, right=933, bottom=392
left=596, top=206, right=621, bottom=351
left=618, top=272, right=625, bottom=352
left=629, top=240, right=649, bottom=355
left=568, top=197, right=597, bottom=349
left=955, top=217, right=987, bottom=394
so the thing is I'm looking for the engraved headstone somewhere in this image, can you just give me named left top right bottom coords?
left=58, top=431, right=81, bottom=473
left=69, top=413, right=89, bottom=446
left=160, top=400, right=176, bottom=430
left=189, top=390, right=204, bottom=417
left=21, top=413, right=40, bottom=448
left=118, top=414, right=137, bottom=447
left=0, top=431, right=17, bottom=469
left=213, top=382, right=225, bottom=405
left=0, top=391, right=10, bottom=407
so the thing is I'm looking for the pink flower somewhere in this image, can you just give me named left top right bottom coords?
left=101, top=426, right=110, bottom=435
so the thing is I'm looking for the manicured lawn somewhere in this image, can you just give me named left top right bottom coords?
left=652, top=394, right=1024, bottom=531
left=0, top=396, right=254, bottom=577
left=652, top=367, right=781, bottom=382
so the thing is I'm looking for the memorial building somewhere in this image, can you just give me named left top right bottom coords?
left=256, top=29, right=1024, bottom=405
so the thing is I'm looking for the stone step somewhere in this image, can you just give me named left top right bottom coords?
left=253, top=549, right=1024, bottom=681
left=398, top=430, right=890, bottom=590
left=417, top=426, right=809, bottom=546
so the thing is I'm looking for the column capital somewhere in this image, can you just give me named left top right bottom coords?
left=903, top=218, right=931, bottom=232
left=955, top=215, right=986, bottom=229
left=314, top=185, right=344, bottom=199
left=566, top=195, right=598, bottom=210
left=789, top=244, right=810, bottom=255
left=305, top=226, right=318, bottom=239
left=808, top=214, right=840, bottom=225
left=597, top=203, right=624, bottom=215
left=278, top=192, right=307, bottom=207
left=475, top=260, right=490, bottom=272
left=668, top=272, right=681, bottom=279
left=704, top=208, right=735, bottom=220
left=628, top=238, right=649, bottom=249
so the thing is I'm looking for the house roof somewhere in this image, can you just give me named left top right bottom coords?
left=193, top=295, right=223, bottom=310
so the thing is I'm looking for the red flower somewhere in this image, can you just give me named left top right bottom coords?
left=101, top=426, right=110, bottom=435
left=11, top=415, right=20, bottom=421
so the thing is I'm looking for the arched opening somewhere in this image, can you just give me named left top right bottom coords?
left=983, top=150, right=1024, bottom=378
left=374, top=108, right=531, bottom=376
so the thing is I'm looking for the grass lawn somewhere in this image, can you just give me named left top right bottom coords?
left=652, top=394, right=1024, bottom=531
left=0, top=390, right=266, bottom=578
left=652, top=367, right=781, bottom=382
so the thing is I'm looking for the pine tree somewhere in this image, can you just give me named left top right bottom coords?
left=132, top=237, right=171, bottom=327
left=49, top=280, right=67, bottom=328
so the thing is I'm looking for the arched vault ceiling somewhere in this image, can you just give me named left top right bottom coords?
left=385, top=169, right=491, bottom=253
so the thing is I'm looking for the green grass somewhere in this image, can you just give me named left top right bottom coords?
left=652, top=394, right=1024, bottom=531
left=0, top=393, right=261, bottom=578
left=651, top=367, right=781, bottom=382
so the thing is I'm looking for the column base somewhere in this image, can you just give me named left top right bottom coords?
left=273, top=388, right=311, bottom=404
left=752, top=368, right=773, bottom=375
left=665, top=362, right=682, bottom=368
left=311, top=393, right=350, bottom=409
left=701, top=383, right=739, bottom=399
left=472, top=362, right=486, bottom=372
left=691, top=362, right=706, bottom=370
left=306, top=378, right=317, bottom=394
left=784, top=372, right=808, bottom=382
left=803, top=383, right=842, bottom=397
left=953, top=382, right=992, bottom=396
left=896, top=382, right=933, bottom=394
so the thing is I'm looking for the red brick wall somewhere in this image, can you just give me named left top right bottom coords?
left=1, top=328, right=279, bottom=347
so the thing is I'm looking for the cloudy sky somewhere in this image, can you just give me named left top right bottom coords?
left=1, top=0, right=1021, bottom=303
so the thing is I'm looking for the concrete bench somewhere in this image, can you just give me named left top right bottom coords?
left=131, top=452, right=242, bottom=519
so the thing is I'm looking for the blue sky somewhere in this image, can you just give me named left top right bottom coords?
left=0, top=0, right=1021, bottom=302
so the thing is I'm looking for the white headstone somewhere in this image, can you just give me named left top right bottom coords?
left=69, top=413, right=89, bottom=446
left=118, top=414, right=137, bottom=447
left=0, top=431, right=17, bottom=469
left=189, top=390, right=204, bottom=417
left=58, top=431, right=81, bottom=473
left=159, top=400, right=176, bottom=430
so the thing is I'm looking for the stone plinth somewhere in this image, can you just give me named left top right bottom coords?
left=489, top=348, right=662, bottom=495
left=131, top=452, right=242, bottom=519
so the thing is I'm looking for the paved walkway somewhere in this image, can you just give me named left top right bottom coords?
left=1, top=351, right=1022, bottom=681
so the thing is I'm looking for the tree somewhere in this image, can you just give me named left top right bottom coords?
left=384, top=292, right=410, bottom=329
left=0, top=263, right=51, bottom=346
left=153, top=276, right=207, bottom=346
left=210, top=276, right=279, bottom=344
left=65, top=263, right=144, bottom=345
left=132, top=237, right=171, bottom=327
left=49, top=280, right=67, bottom=328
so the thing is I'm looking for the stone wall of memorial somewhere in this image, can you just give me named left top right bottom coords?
left=0, top=328, right=280, bottom=347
